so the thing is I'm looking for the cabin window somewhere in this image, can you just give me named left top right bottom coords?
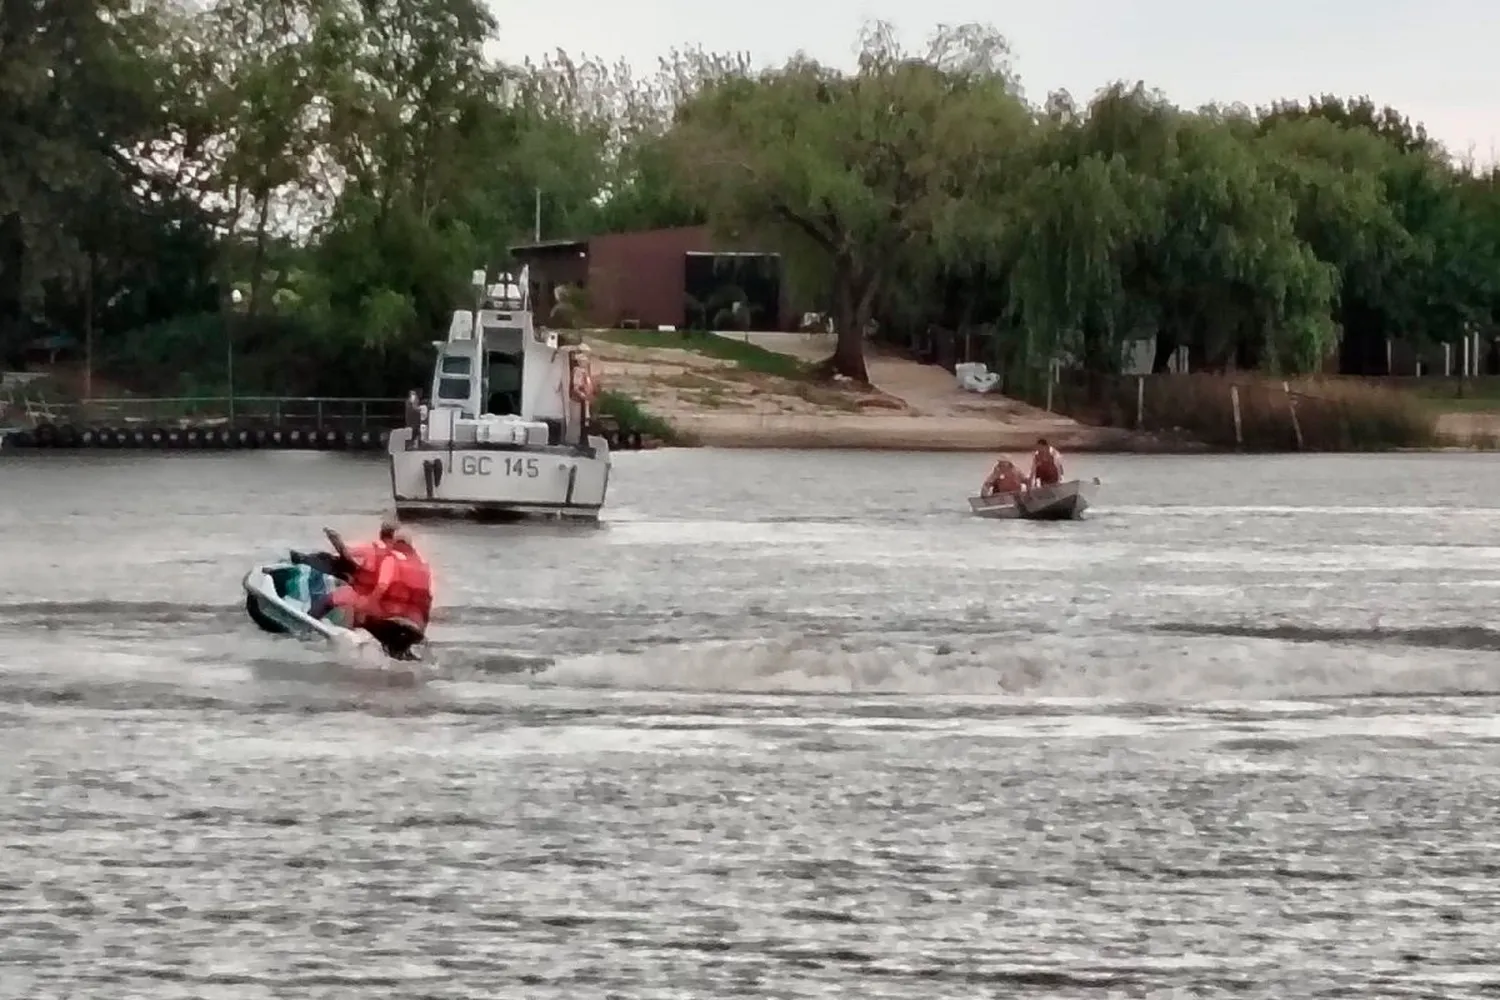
left=437, top=377, right=469, bottom=401
left=440, top=355, right=471, bottom=376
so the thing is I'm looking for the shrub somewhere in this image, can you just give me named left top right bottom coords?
left=594, top=390, right=681, bottom=443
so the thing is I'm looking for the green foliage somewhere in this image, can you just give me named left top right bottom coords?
left=4, top=9, right=1499, bottom=402
left=663, top=23, right=1032, bottom=381
left=594, top=389, right=679, bottom=442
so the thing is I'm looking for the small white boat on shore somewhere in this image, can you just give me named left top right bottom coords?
left=968, top=477, right=1100, bottom=521
left=387, top=267, right=611, bottom=522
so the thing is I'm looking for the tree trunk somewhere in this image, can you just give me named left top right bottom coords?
left=0, top=212, right=25, bottom=366
left=247, top=192, right=272, bottom=316
left=820, top=256, right=875, bottom=383
left=83, top=253, right=94, bottom=400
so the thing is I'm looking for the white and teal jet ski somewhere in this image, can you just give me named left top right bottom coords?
left=242, top=535, right=430, bottom=679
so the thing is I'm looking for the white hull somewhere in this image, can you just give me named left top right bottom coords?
left=968, top=477, right=1100, bottom=521
left=241, top=564, right=432, bottom=685
left=387, top=428, right=611, bottom=522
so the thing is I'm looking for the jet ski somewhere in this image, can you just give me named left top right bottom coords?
left=242, top=530, right=429, bottom=673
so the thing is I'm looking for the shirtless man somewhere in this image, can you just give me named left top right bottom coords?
left=981, top=457, right=1028, bottom=497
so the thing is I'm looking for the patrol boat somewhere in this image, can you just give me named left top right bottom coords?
left=387, top=267, right=611, bottom=522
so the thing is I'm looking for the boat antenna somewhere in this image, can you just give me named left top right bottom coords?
left=469, top=268, right=486, bottom=340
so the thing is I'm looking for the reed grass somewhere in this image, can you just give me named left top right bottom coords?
left=1096, top=374, right=1439, bottom=450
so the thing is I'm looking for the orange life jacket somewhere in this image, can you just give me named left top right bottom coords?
left=346, top=540, right=388, bottom=592
left=368, top=542, right=433, bottom=631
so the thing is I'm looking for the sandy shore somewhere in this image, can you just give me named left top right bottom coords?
left=588, top=332, right=1498, bottom=453
left=586, top=333, right=1185, bottom=453
left=663, top=412, right=1196, bottom=452
left=1436, top=411, right=1500, bottom=445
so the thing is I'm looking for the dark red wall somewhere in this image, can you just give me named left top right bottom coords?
left=586, top=226, right=713, bottom=329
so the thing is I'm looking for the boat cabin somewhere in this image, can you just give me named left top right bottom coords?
left=420, top=268, right=590, bottom=449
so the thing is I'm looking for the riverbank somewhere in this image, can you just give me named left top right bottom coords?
left=5, top=332, right=1490, bottom=454
left=584, top=332, right=1193, bottom=453
left=1435, top=411, right=1500, bottom=448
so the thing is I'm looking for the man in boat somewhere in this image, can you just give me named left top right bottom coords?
left=980, top=457, right=1028, bottom=498
left=1029, top=437, right=1064, bottom=488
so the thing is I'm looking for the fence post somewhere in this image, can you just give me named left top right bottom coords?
left=316, top=398, right=324, bottom=431
left=361, top=400, right=369, bottom=431
left=1044, top=359, right=1055, bottom=413
left=1135, top=376, right=1145, bottom=429
left=1282, top=380, right=1303, bottom=451
left=1230, top=384, right=1244, bottom=447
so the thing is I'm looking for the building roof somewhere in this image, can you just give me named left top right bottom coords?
left=509, top=238, right=588, bottom=255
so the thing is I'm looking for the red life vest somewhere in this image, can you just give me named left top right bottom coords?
left=346, top=540, right=388, bottom=592
left=368, top=542, right=433, bottom=631
left=1033, top=446, right=1062, bottom=483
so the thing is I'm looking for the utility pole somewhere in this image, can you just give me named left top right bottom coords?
left=83, top=253, right=94, bottom=402
left=228, top=288, right=242, bottom=426
left=534, top=187, right=541, bottom=241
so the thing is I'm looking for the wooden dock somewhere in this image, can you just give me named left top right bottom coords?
left=0, top=396, right=648, bottom=452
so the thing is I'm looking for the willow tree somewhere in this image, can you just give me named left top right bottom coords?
left=664, top=21, right=1031, bottom=382
left=1001, top=86, right=1340, bottom=375
left=1003, top=152, right=1157, bottom=373
left=1144, top=114, right=1336, bottom=373
left=1001, top=84, right=1176, bottom=374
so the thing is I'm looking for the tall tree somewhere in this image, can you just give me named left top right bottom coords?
left=664, top=22, right=1031, bottom=382
left=0, top=0, right=171, bottom=359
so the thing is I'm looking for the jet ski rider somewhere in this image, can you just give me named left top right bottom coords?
left=305, top=518, right=434, bottom=659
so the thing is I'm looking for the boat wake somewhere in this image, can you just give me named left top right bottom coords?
left=520, top=631, right=1500, bottom=703
left=6, top=597, right=1500, bottom=710
left=1148, top=621, right=1500, bottom=651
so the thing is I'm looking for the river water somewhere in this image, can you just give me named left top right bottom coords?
left=4, top=448, right=1500, bottom=998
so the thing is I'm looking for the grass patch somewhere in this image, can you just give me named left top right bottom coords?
left=788, top=381, right=863, bottom=412
left=594, top=389, right=680, bottom=443
left=657, top=371, right=725, bottom=391
left=685, top=388, right=731, bottom=409
left=1073, top=374, right=1438, bottom=450
left=658, top=364, right=863, bottom=412
left=1417, top=395, right=1500, bottom=413
left=590, top=329, right=811, bottom=379
left=1402, top=377, right=1500, bottom=403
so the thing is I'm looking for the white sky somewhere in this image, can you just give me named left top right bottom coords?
left=491, top=0, right=1500, bottom=163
